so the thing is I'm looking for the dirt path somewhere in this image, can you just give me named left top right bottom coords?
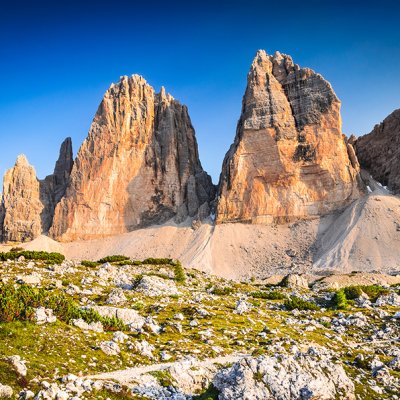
left=86, top=353, right=248, bottom=384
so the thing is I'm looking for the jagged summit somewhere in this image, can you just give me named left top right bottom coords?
left=217, top=50, right=362, bottom=224
left=49, top=74, right=215, bottom=241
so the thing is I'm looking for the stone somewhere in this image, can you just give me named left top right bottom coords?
left=112, top=331, right=129, bottom=343
left=7, top=355, right=27, bottom=377
left=355, top=109, right=400, bottom=193
left=34, top=307, right=57, bottom=324
left=135, top=275, right=179, bottom=297
left=89, top=306, right=145, bottom=330
left=235, top=299, right=250, bottom=315
left=214, top=347, right=355, bottom=399
left=71, top=318, right=104, bottom=333
left=0, top=384, right=13, bottom=398
left=100, top=341, right=120, bottom=356
left=106, top=288, right=127, bottom=305
left=50, top=76, right=215, bottom=241
left=217, top=50, right=362, bottom=225
left=280, top=274, right=309, bottom=290
left=134, top=340, right=155, bottom=358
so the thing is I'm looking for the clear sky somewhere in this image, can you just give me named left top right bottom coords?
left=0, top=0, right=399, bottom=183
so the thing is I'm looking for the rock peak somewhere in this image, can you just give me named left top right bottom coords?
left=217, top=51, right=362, bottom=224
left=15, top=154, right=30, bottom=167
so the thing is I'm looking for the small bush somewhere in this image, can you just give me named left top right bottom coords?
left=98, top=255, right=130, bottom=263
left=284, top=296, right=320, bottom=311
left=81, top=260, right=99, bottom=268
left=0, top=250, right=65, bottom=263
left=0, top=284, right=125, bottom=331
left=211, top=286, right=234, bottom=296
left=333, top=289, right=349, bottom=310
left=359, top=285, right=389, bottom=302
left=193, top=384, right=219, bottom=400
left=142, top=258, right=174, bottom=265
left=343, top=286, right=363, bottom=300
left=173, top=261, right=186, bottom=284
left=251, top=291, right=286, bottom=300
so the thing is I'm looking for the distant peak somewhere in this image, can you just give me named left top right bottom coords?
left=15, top=154, right=29, bottom=167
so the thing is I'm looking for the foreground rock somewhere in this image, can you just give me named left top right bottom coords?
left=50, top=75, right=215, bottom=241
left=217, top=50, right=362, bottom=225
left=355, top=108, right=400, bottom=194
left=214, top=347, right=355, bottom=400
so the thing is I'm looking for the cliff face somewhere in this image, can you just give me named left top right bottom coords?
left=50, top=75, right=215, bottom=241
left=355, top=109, right=400, bottom=194
left=0, top=139, right=73, bottom=242
left=0, top=155, right=44, bottom=242
left=216, top=50, right=362, bottom=224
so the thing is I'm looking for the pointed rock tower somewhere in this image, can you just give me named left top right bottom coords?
left=0, top=155, right=44, bottom=242
left=217, top=50, right=362, bottom=224
left=355, top=109, right=400, bottom=194
left=0, top=138, right=73, bottom=242
left=50, top=75, right=215, bottom=241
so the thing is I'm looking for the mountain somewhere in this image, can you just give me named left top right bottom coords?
left=49, top=75, right=215, bottom=241
left=354, top=108, right=400, bottom=194
left=217, top=50, right=363, bottom=224
left=0, top=139, right=73, bottom=242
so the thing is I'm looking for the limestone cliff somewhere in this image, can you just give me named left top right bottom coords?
left=0, top=155, right=44, bottom=242
left=50, top=75, right=215, bottom=241
left=355, top=109, right=400, bottom=194
left=217, top=50, right=362, bottom=224
left=0, top=139, right=73, bottom=242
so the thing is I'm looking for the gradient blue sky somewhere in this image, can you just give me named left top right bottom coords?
left=1, top=0, right=399, bottom=183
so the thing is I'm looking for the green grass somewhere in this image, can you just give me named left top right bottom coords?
left=333, top=289, right=349, bottom=309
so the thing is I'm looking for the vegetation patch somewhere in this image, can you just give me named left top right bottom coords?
left=250, top=290, right=286, bottom=300
left=98, top=255, right=131, bottom=263
left=284, top=296, right=320, bottom=311
left=0, top=250, right=65, bottom=264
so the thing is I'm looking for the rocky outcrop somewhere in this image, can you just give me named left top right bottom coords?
left=217, top=50, right=362, bottom=224
left=50, top=75, right=215, bottom=241
left=0, top=138, right=73, bottom=242
left=214, top=347, right=355, bottom=400
left=0, top=155, right=44, bottom=242
left=355, top=109, right=400, bottom=193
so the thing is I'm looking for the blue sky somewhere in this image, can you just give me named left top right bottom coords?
left=0, top=0, right=399, bottom=183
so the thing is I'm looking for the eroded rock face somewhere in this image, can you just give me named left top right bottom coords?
left=0, top=155, right=44, bottom=242
left=217, top=50, right=362, bottom=224
left=355, top=109, right=400, bottom=193
left=50, top=75, right=215, bottom=241
left=0, top=138, right=73, bottom=242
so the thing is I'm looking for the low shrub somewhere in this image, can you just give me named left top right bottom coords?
left=359, top=285, right=389, bottom=302
left=333, top=289, right=349, bottom=309
left=173, top=261, right=186, bottom=284
left=211, top=286, right=234, bottom=296
left=284, top=296, right=320, bottom=311
left=250, top=291, right=286, bottom=300
left=98, top=255, right=130, bottom=263
left=0, top=284, right=125, bottom=331
left=81, top=260, right=99, bottom=268
left=0, top=250, right=65, bottom=263
left=343, top=286, right=363, bottom=300
left=142, top=258, right=174, bottom=265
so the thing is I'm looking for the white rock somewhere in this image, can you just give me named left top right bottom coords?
left=71, top=318, right=104, bottom=333
left=134, top=340, right=155, bottom=359
left=34, top=307, right=57, bottom=324
left=7, top=355, right=27, bottom=376
left=235, top=299, right=250, bottom=315
left=100, top=341, right=120, bottom=356
left=135, top=275, right=179, bottom=297
left=106, top=288, right=127, bottom=305
left=0, top=384, right=13, bottom=398
left=112, top=331, right=129, bottom=343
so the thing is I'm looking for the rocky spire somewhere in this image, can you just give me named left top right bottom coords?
left=50, top=75, right=215, bottom=241
left=0, top=155, right=44, bottom=242
left=0, top=138, right=74, bottom=242
left=355, top=109, right=400, bottom=194
left=216, top=50, right=362, bottom=224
